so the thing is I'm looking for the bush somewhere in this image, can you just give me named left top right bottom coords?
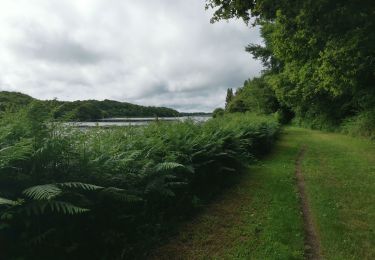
left=212, top=107, right=224, bottom=118
left=341, top=109, right=375, bottom=139
left=0, top=108, right=279, bottom=259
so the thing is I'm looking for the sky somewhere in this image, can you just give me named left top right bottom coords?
left=0, top=0, right=262, bottom=112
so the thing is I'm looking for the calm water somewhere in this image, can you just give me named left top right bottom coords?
left=66, top=116, right=211, bottom=128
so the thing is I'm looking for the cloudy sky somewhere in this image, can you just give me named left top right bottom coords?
left=0, top=0, right=262, bottom=112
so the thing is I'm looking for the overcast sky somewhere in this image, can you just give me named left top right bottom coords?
left=0, top=0, right=262, bottom=112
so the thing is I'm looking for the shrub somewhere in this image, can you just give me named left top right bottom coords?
left=212, top=107, right=225, bottom=118
left=341, top=109, right=375, bottom=139
left=0, top=108, right=279, bottom=259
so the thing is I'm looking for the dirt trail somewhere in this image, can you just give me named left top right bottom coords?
left=295, top=147, right=322, bottom=260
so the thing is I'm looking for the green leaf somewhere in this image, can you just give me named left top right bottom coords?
left=58, top=182, right=104, bottom=191
left=0, top=197, right=18, bottom=206
left=155, top=162, right=185, bottom=172
left=23, top=184, right=62, bottom=200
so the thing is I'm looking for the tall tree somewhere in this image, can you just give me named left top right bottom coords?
left=225, top=88, right=234, bottom=109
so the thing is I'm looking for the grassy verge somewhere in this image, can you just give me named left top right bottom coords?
left=289, top=127, right=375, bottom=259
left=152, top=128, right=305, bottom=259
left=153, top=127, right=375, bottom=259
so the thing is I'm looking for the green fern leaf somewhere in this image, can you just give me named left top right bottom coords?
left=58, top=182, right=103, bottom=191
left=101, top=187, right=142, bottom=202
left=48, top=201, right=89, bottom=215
left=155, top=162, right=185, bottom=172
left=23, top=184, right=62, bottom=200
left=0, top=197, right=17, bottom=206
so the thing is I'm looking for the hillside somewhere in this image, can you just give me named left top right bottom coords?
left=0, top=91, right=34, bottom=110
left=0, top=91, right=179, bottom=121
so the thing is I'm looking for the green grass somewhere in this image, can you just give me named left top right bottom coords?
left=289, top=127, right=375, bottom=259
left=153, top=128, right=305, bottom=259
left=153, top=127, right=375, bottom=259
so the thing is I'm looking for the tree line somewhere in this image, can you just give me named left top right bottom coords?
left=209, top=0, right=374, bottom=137
left=0, top=91, right=179, bottom=121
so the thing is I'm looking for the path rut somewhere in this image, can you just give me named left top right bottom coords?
left=295, top=147, right=322, bottom=260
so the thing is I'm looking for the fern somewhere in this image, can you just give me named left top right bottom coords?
left=28, top=228, right=56, bottom=245
left=58, top=182, right=103, bottom=191
left=48, top=201, right=89, bottom=215
left=23, top=184, right=62, bottom=200
left=0, top=197, right=18, bottom=206
left=155, top=162, right=185, bottom=172
left=101, top=187, right=142, bottom=202
left=25, top=201, right=89, bottom=215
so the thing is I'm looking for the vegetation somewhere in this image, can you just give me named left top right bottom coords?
left=0, top=105, right=279, bottom=259
left=153, top=127, right=375, bottom=259
left=153, top=128, right=305, bottom=259
left=207, top=0, right=375, bottom=137
left=0, top=91, right=179, bottom=121
left=1, top=1, right=373, bottom=259
left=212, top=107, right=224, bottom=118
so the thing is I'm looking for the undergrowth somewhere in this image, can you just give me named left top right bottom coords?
left=0, top=105, right=279, bottom=259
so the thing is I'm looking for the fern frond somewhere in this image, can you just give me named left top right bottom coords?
left=48, top=201, right=89, bottom=215
left=26, top=201, right=89, bottom=215
left=23, top=184, right=62, bottom=200
left=58, top=182, right=103, bottom=191
left=0, top=197, right=18, bottom=206
left=101, top=187, right=142, bottom=202
left=165, top=181, right=187, bottom=187
left=28, top=228, right=56, bottom=245
left=155, top=162, right=185, bottom=172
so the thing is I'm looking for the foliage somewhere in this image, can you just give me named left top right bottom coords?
left=0, top=106, right=279, bottom=259
left=154, top=127, right=306, bottom=259
left=206, top=0, right=375, bottom=137
left=212, top=107, right=225, bottom=118
left=227, top=76, right=279, bottom=114
left=225, top=88, right=234, bottom=109
left=0, top=91, right=34, bottom=111
left=341, top=109, right=375, bottom=139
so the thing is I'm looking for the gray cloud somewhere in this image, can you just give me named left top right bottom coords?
left=0, top=0, right=262, bottom=112
left=14, top=30, right=105, bottom=65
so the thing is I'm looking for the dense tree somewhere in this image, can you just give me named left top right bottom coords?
left=212, top=107, right=225, bottom=118
left=227, top=76, right=279, bottom=114
left=225, top=88, right=234, bottom=109
left=207, top=0, right=375, bottom=131
left=0, top=91, right=34, bottom=111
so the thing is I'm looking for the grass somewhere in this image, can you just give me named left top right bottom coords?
left=153, top=127, right=375, bottom=259
left=152, top=128, right=305, bottom=259
left=290, top=127, right=375, bottom=259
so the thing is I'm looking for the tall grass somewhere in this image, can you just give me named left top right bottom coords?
left=0, top=106, right=279, bottom=259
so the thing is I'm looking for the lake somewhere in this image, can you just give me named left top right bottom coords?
left=66, top=116, right=211, bottom=128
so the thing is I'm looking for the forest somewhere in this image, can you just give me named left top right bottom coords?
left=0, top=91, right=179, bottom=121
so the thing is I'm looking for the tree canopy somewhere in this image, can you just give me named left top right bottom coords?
left=207, top=0, right=375, bottom=131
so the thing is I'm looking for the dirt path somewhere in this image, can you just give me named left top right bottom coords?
left=295, top=147, right=322, bottom=260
